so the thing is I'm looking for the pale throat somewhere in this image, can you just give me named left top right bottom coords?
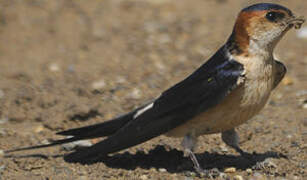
left=247, top=28, right=286, bottom=61
left=248, top=38, right=275, bottom=61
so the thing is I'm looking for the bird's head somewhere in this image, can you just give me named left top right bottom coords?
left=227, top=3, right=305, bottom=56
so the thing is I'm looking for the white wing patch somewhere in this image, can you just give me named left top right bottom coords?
left=133, top=103, right=154, bottom=119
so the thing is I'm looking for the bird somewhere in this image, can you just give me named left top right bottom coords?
left=6, top=3, right=305, bottom=174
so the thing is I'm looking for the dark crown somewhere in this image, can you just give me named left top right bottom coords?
left=242, top=3, right=292, bottom=16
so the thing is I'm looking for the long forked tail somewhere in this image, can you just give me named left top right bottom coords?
left=5, top=109, right=138, bottom=153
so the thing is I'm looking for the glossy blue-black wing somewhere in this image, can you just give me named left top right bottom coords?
left=64, top=46, right=245, bottom=163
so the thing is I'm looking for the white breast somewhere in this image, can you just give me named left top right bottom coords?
left=239, top=55, right=274, bottom=107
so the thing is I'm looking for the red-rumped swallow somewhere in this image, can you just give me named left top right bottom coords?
left=6, top=3, right=305, bottom=173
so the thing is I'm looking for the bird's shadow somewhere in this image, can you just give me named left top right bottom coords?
left=76, top=145, right=287, bottom=173
left=6, top=145, right=286, bottom=173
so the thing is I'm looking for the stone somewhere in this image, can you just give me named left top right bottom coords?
left=0, top=149, right=4, bottom=157
left=0, top=117, right=8, bottom=124
left=234, top=175, right=243, bottom=180
left=281, top=76, right=294, bottom=86
left=158, top=168, right=167, bottom=173
left=246, top=168, right=253, bottom=174
left=34, top=125, right=45, bottom=133
left=49, top=63, right=60, bottom=72
left=224, top=167, right=236, bottom=173
left=92, top=79, right=106, bottom=90
left=140, top=175, right=148, bottom=180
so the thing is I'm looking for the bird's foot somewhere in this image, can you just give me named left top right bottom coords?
left=187, top=150, right=220, bottom=178
left=222, top=128, right=253, bottom=159
left=194, top=166, right=208, bottom=176
left=186, top=149, right=206, bottom=176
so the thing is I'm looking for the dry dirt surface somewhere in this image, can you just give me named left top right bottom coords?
left=0, top=0, right=306, bottom=179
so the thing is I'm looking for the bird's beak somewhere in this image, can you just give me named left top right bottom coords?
left=287, top=15, right=305, bottom=29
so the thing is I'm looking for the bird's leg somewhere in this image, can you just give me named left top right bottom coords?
left=221, top=128, right=250, bottom=157
left=182, top=133, right=205, bottom=173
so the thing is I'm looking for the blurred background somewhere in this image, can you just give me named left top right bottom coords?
left=0, top=0, right=306, bottom=179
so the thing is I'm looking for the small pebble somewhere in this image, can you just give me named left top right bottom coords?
left=234, top=175, right=243, bottom=180
left=154, top=61, right=166, bottom=72
left=34, top=125, right=45, bottom=133
left=219, top=145, right=228, bottom=152
left=224, top=167, right=236, bottom=173
left=116, top=76, right=126, bottom=84
left=0, top=165, right=6, bottom=173
left=246, top=168, right=253, bottom=174
left=0, top=149, right=4, bottom=157
left=128, top=88, right=142, bottom=99
left=301, top=99, right=307, bottom=109
left=296, top=26, right=307, bottom=39
left=49, top=63, right=60, bottom=72
left=158, top=168, right=167, bottom=173
left=0, top=117, right=9, bottom=124
left=265, top=159, right=277, bottom=168
left=92, top=79, right=106, bottom=90
left=219, top=172, right=228, bottom=179
left=296, top=90, right=307, bottom=97
left=281, top=76, right=294, bottom=85
left=41, top=139, right=50, bottom=145
left=184, top=171, right=196, bottom=177
left=286, top=134, right=292, bottom=139
left=252, top=172, right=265, bottom=180
left=0, top=129, right=6, bottom=137
left=210, top=168, right=221, bottom=177
left=140, top=175, right=148, bottom=180
left=292, top=176, right=299, bottom=180
left=253, top=159, right=277, bottom=170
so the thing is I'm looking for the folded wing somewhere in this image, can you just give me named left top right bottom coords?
left=64, top=46, right=245, bottom=162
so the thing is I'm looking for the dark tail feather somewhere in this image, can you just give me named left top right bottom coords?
left=57, top=111, right=136, bottom=138
left=64, top=131, right=156, bottom=163
left=64, top=114, right=174, bottom=163
left=6, top=110, right=137, bottom=154
left=5, top=136, right=81, bottom=153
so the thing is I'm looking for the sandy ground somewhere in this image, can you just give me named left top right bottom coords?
left=0, top=0, right=306, bottom=179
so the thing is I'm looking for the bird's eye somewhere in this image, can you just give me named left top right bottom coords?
left=265, top=11, right=285, bottom=22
